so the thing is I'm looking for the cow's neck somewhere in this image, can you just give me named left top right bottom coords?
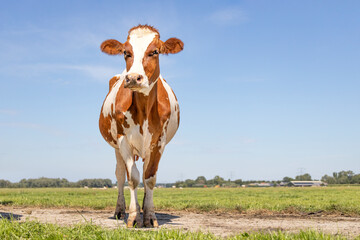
left=132, top=80, right=158, bottom=119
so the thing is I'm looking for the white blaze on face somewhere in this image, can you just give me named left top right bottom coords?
left=128, top=28, right=157, bottom=94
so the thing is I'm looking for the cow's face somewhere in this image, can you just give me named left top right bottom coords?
left=101, top=25, right=184, bottom=95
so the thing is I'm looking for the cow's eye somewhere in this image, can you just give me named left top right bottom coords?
left=124, top=51, right=131, bottom=58
left=148, top=50, right=159, bottom=57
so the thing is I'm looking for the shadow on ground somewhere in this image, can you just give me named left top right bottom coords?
left=156, top=212, right=181, bottom=226
left=0, top=212, right=22, bottom=221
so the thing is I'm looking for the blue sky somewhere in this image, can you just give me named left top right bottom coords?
left=0, top=1, right=359, bottom=183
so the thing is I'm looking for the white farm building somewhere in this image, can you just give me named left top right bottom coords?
left=290, top=181, right=327, bottom=187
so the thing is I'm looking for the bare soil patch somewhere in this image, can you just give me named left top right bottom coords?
left=1, top=206, right=360, bottom=238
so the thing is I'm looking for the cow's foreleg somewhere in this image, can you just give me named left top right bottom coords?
left=142, top=137, right=165, bottom=228
left=143, top=174, right=158, bottom=228
left=118, top=137, right=142, bottom=228
left=114, top=149, right=126, bottom=220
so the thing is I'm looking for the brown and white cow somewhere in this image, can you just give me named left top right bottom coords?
left=99, top=25, right=183, bottom=228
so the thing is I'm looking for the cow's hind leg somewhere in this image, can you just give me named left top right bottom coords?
left=114, top=149, right=126, bottom=220
left=118, top=137, right=142, bottom=228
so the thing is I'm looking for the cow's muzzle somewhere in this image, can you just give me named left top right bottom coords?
left=124, top=73, right=144, bottom=89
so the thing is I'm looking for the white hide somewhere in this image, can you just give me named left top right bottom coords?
left=102, top=71, right=126, bottom=148
left=102, top=74, right=179, bottom=156
left=118, top=135, right=141, bottom=215
left=118, top=136, right=140, bottom=185
left=122, top=114, right=153, bottom=160
left=102, top=70, right=126, bottom=118
left=143, top=176, right=156, bottom=214
left=114, top=149, right=126, bottom=214
left=160, top=76, right=179, bottom=144
left=127, top=29, right=157, bottom=96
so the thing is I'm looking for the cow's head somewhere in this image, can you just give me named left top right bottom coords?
left=100, top=25, right=184, bottom=94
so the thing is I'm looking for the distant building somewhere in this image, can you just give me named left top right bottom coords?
left=279, top=182, right=292, bottom=187
left=290, top=181, right=327, bottom=187
left=248, top=182, right=273, bottom=187
left=257, top=182, right=273, bottom=187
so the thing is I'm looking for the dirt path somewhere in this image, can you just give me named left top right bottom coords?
left=1, top=207, right=360, bottom=238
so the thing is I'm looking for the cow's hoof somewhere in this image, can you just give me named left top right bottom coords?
left=143, top=213, right=159, bottom=228
left=126, top=212, right=142, bottom=228
left=114, top=211, right=126, bottom=220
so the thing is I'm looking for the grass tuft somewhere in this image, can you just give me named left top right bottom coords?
left=0, top=219, right=356, bottom=240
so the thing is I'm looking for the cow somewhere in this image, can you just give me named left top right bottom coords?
left=98, top=25, right=183, bottom=228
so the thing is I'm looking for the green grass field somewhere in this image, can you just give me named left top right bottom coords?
left=0, top=219, right=355, bottom=240
left=0, top=186, right=360, bottom=215
left=1, top=187, right=360, bottom=239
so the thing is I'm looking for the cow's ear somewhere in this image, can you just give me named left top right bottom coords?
left=160, top=38, right=184, bottom=54
left=100, top=39, right=124, bottom=55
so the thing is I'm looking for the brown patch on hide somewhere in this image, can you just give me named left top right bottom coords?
left=114, top=81, right=133, bottom=135
left=109, top=76, right=120, bottom=91
left=99, top=113, right=116, bottom=146
left=144, top=80, right=171, bottom=179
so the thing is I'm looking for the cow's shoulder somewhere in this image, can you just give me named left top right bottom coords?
left=115, top=80, right=133, bottom=116
left=108, top=75, right=121, bottom=91
left=109, top=79, right=133, bottom=137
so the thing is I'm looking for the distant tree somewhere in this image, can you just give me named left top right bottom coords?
left=184, top=179, right=195, bottom=187
left=282, top=177, right=294, bottom=182
left=328, top=170, right=355, bottom=184
left=234, top=179, right=243, bottom=186
left=195, top=176, right=206, bottom=185
left=0, top=180, right=12, bottom=188
left=351, top=174, right=360, bottom=184
left=213, top=176, right=225, bottom=185
left=295, top=173, right=312, bottom=181
left=321, top=175, right=336, bottom=184
left=341, top=170, right=353, bottom=177
left=14, top=177, right=70, bottom=188
left=2, top=170, right=360, bottom=188
left=338, top=171, right=354, bottom=184
left=332, top=172, right=338, bottom=180
left=77, top=178, right=113, bottom=188
left=175, top=180, right=186, bottom=188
